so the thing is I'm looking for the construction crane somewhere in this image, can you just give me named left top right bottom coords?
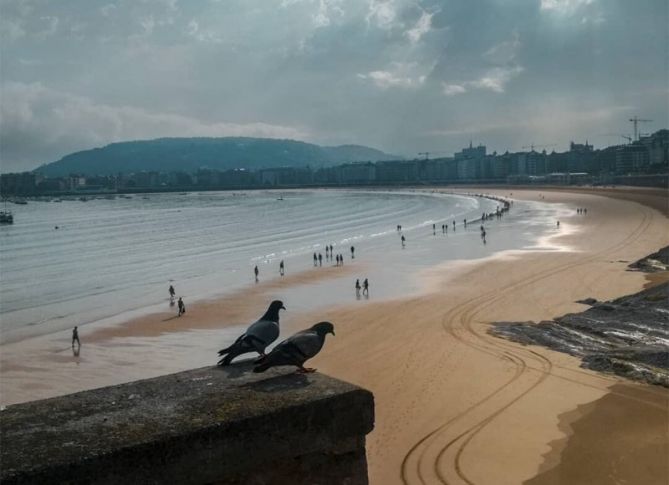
left=599, top=133, right=633, bottom=144
left=629, top=116, right=652, bottom=141
left=417, top=151, right=447, bottom=160
left=521, top=143, right=556, bottom=152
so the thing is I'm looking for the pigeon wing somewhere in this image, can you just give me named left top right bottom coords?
left=245, top=319, right=280, bottom=348
left=254, top=331, right=324, bottom=371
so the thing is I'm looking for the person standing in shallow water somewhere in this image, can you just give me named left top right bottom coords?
left=313, top=253, right=318, bottom=267
left=318, top=253, right=323, bottom=266
left=254, top=265, right=259, bottom=282
left=72, top=326, right=80, bottom=347
left=279, top=260, right=285, bottom=276
left=355, top=279, right=361, bottom=297
left=178, top=297, right=185, bottom=316
left=363, top=278, right=369, bottom=296
left=169, top=285, right=175, bottom=300
left=351, top=246, right=355, bottom=259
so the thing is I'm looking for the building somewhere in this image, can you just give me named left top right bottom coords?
left=0, top=172, right=37, bottom=196
left=339, top=162, right=376, bottom=184
left=567, top=141, right=594, bottom=173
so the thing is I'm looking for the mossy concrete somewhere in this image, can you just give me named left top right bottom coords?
left=1, top=362, right=374, bottom=484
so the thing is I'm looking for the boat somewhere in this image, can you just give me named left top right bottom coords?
left=0, top=211, right=13, bottom=224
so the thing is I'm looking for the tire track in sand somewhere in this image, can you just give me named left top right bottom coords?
left=401, top=204, right=655, bottom=485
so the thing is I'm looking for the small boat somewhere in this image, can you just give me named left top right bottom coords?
left=0, top=211, right=13, bottom=224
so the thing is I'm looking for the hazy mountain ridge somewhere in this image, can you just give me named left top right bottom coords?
left=37, top=138, right=401, bottom=176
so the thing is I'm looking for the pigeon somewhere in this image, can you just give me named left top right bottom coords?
left=253, top=321, right=335, bottom=373
left=217, top=300, right=286, bottom=366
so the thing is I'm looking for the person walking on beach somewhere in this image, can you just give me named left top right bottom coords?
left=313, top=252, right=318, bottom=267
left=355, top=278, right=361, bottom=297
left=178, top=297, right=185, bottom=316
left=169, top=284, right=175, bottom=300
left=72, top=326, right=80, bottom=347
left=363, top=278, right=369, bottom=296
left=401, top=235, right=406, bottom=247
left=279, top=260, right=285, bottom=276
left=254, top=265, right=259, bottom=282
left=351, top=246, right=355, bottom=259
left=339, top=254, right=344, bottom=266
left=557, top=220, right=560, bottom=228
left=318, top=253, right=323, bottom=266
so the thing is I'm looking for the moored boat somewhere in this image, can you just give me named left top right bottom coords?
left=0, top=211, right=14, bottom=224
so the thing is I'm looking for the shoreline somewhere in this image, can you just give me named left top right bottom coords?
left=1, top=187, right=668, bottom=484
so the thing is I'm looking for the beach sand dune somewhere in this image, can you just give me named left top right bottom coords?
left=1, top=188, right=667, bottom=484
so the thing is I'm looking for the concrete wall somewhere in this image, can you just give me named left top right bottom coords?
left=1, top=363, right=375, bottom=484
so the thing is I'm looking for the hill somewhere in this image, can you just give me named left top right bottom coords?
left=37, top=138, right=401, bottom=176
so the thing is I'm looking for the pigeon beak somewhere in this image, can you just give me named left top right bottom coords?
left=281, top=305, right=286, bottom=310
left=330, top=330, right=335, bottom=336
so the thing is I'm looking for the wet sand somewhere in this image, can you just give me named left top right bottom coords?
left=1, top=187, right=668, bottom=484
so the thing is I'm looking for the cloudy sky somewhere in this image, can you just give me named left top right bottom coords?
left=1, top=0, right=667, bottom=172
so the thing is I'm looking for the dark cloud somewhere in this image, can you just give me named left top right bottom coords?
left=1, top=0, right=667, bottom=171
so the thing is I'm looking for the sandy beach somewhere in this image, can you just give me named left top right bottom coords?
left=1, top=187, right=667, bottom=484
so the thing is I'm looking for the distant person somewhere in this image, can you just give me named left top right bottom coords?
left=279, top=260, right=285, bottom=276
left=72, top=326, right=80, bottom=347
left=584, top=208, right=587, bottom=215
left=313, top=253, right=318, bottom=267
left=329, top=244, right=334, bottom=254
left=464, top=218, right=467, bottom=227
left=254, top=265, right=259, bottom=282
left=401, top=235, right=406, bottom=247
left=339, top=254, right=344, bottom=266
left=351, top=246, right=355, bottom=259
left=557, top=220, right=560, bottom=228
left=178, top=297, right=186, bottom=316
left=318, top=253, right=323, bottom=266
left=169, top=285, right=175, bottom=300
left=355, top=279, right=361, bottom=297
left=363, top=278, right=369, bottom=296
left=452, top=220, right=456, bottom=230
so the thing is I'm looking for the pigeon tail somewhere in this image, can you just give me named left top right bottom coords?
left=253, top=361, right=271, bottom=373
left=217, top=353, right=235, bottom=366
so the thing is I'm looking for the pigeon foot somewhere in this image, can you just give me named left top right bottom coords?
left=297, top=367, right=317, bottom=373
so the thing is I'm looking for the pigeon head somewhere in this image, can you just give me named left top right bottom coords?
left=311, top=321, right=335, bottom=337
left=262, top=300, right=286, bottom=321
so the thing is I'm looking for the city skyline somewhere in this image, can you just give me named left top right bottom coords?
left=1, top=0, right=667, bottom=172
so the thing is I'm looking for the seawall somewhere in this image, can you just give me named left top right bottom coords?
left=1, top=363, right=375, bottom=484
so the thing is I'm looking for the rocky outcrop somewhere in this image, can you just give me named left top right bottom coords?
left=491, top=281, right=669, bottom=386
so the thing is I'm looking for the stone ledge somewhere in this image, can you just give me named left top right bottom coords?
left=1, top=362, right=375, bottom=484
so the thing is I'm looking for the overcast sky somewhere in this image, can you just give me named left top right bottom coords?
left=1, top=0, right=667, bottom=172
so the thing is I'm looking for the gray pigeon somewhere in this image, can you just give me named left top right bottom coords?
left=253, top=321, right=335, bottom=373
left=217, top=300, right=285, bottom=366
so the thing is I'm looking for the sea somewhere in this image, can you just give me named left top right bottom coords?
left=0, top=189, right=566, bottom=344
